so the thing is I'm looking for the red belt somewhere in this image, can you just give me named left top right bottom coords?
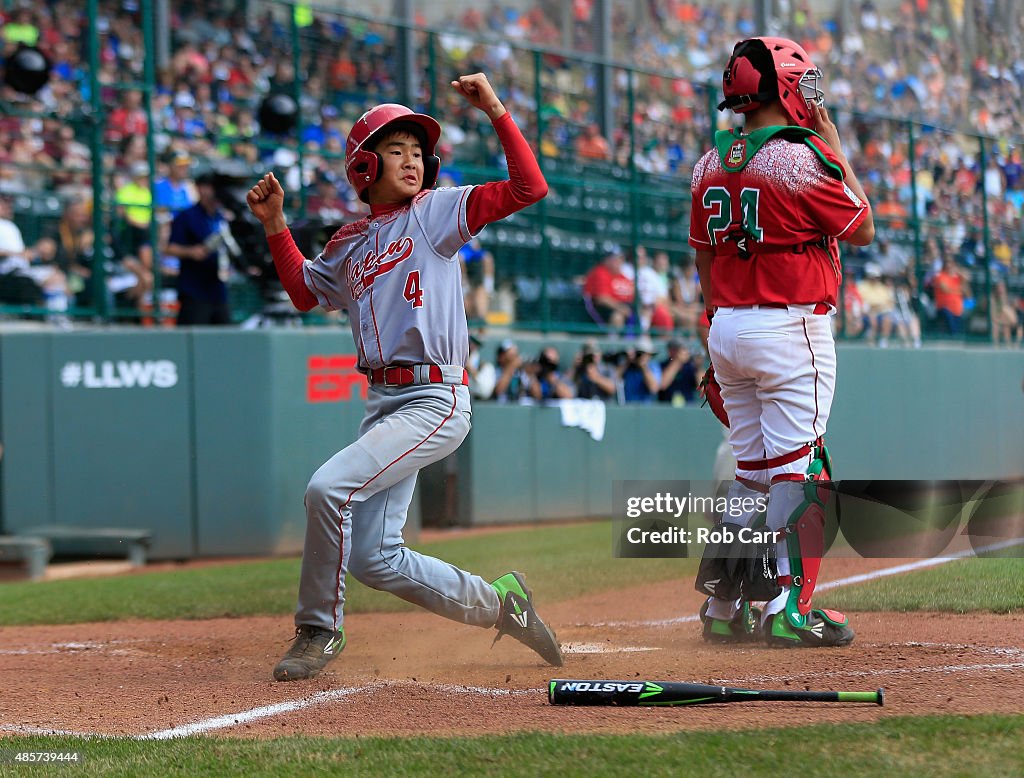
left=368, top=365, right=469, bottom=387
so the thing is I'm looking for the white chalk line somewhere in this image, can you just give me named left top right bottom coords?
left=562, top=641, right=659, bottom=654
left=3, top=536, right=1022, bottom=740
left=581, top=537, right=1024, bottom=628
left=0, top=682, right=535, bottom=741
left=0, top=724, right=113, bottom=738
left=0, top=639, right=145, bottom=657
left=142, top=686, right=370, bottom=740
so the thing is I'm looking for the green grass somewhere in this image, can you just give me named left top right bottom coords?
left=1, top=520, right=1021, bottom=627
left=2, top=715, right=1023, bottom=777
left=819, top=557, right=1024, bottom=614
left=0, top=521, right=697, bottom=626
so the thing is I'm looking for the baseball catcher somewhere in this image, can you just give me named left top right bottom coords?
left=690, top=38, right=874, bottom=647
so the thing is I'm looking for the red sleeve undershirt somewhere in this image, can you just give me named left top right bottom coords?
left=466, top=112, right=548, bottom=235
left=266, top=230, right=318, bottom=311
left=265, top=112, right=547, bottom=311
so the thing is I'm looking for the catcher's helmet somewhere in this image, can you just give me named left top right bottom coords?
left=718, top=37, right=823, bottom=129
left=345, top=103, right=442, bottom=203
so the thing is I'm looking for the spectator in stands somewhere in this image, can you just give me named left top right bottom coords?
left=467, top=334, right=497, bottom=400
left=113, top=160, right=155, bottom=307
left=657, top=251, right=701, bottom=332
left=616, top=337, right=661, bottom=404
left=106, top=89, right=148, bottom=145
left=164, top=171, right=235, bottom=326
left=2, top=7, right=40, bottom=47
left=840, top=269, right=868, bottom=339
left=857, top=263, right=898, bottom=347
left=54, top=197, right=93, bottom=306
left=525, top=346, right=575, bottom=401
left=569, top=340, right=618, bottom=401
left=459, top=236, right=495, bottom=326
left=658, top=338, right=700, bottom=405
left=575, top=122, right=611, bottom=161
left=0, top=194, right=68, bottom=308
left=154, top=151, right=197, bottom=218
left=932, top=255, right=969, bottom=336
left=990, top=279, right=1022, bottom=345
left=873, top=239, right=911, bottom=278
left=492, top=338, right=527, bottom=403
left=873, top=187, right=908, bottom=229
left=583, top=248, right=634, bottom=333
left=622, top=245, right=673, bottom=333
left=892, top=274, right=923, bottom=349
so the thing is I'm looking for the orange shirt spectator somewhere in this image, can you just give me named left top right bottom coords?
left=933, top=261, right=965, bottom=317
left=576, top=124, right=611, bottom=161
left=874, top=190, right=908, bottom=229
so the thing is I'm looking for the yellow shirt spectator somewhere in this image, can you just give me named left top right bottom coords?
left=116, top=182, right=152, bottom=227
left=3, top=22, right=39, bottom=47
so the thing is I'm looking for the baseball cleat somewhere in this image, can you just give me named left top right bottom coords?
left=273, top=624, right=346, bottom=681
left=764, top=609, right=854, bottom=648
left=699, top=598, right=762, bottom=644
left=491, top=571, right=563, bottom=666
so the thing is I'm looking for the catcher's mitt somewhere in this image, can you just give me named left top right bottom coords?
left=700, top=363, right=729, bottom=427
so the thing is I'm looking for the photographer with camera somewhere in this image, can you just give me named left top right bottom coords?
left=164, top=171, right=241, bottom=325
left=658, top=338, right=700, bottom=405
left=616, top=336, right=662, bottom=404
left=570, top=340, right=617, bottom=402
left=525, top=346, right=574, bottom=402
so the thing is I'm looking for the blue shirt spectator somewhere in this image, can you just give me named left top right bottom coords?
left=154, top=152, right=197, bottom=218
left=165, top=173, right=234, bottom=325
left=617, top=340, right=662, bottom=404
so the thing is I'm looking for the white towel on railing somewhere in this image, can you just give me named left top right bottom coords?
left=557, top=398, right=606, bottom=441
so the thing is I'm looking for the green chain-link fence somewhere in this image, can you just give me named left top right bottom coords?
left=2, top=0, right=1020, bottom=343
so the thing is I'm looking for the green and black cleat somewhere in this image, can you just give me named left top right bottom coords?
left=700, top=599, right=762, bottom=644
left=492, top=571, right=563, bottom=666
left=273, top=624, right=346, bottom=681
left=764, top=609, right=855, bottom=648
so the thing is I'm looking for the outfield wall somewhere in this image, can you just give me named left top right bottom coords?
left=1, top=330, right=1021, bottom=557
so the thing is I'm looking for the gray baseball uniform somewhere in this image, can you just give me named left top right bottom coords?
left=294, top=186, right=501, bottom=633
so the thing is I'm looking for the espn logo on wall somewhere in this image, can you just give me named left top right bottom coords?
left=307, top=355, right=367, bottom=402
left=59, top=360, right=178, bottom=389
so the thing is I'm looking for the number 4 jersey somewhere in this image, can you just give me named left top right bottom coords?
left=689, top=126, right=869, bottom=308
left=304, top=186, right=475, bottom=370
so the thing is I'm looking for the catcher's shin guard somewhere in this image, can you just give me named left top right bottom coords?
left=765, top=441, right=850, bottom=642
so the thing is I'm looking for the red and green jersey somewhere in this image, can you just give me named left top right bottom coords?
left=689, top=126, right=868, bottom=307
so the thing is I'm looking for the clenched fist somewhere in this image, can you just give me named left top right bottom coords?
left=247, top=172, right=287, bottom=234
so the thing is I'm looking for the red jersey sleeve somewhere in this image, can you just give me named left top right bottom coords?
left=466, top=112, right=548, bottom=234
left=797, top=140, right=869, bottom=240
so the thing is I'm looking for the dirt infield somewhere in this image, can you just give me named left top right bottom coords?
left=1, top=559, right=1023, bottom=739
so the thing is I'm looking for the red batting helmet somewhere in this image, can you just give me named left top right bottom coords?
left=345, top=103, right=442, bottom=202
left=718, top=37, right=824, bottom=129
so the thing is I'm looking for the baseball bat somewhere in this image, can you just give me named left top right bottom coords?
left=548, top=680, right=884, bottom=707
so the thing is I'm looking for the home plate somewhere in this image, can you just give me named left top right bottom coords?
left=561, top=642, right=659, bottom=654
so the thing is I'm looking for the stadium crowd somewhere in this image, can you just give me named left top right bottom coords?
left=0, top=0, right=1021, bottom=345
